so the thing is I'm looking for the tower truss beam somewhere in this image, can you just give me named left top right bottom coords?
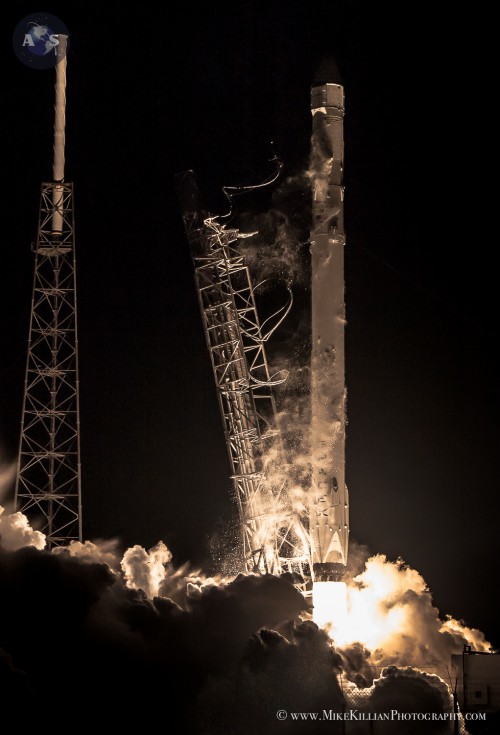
left=15, top=182, right=82, bottom=548
left=178, top=172, right=309, bottom=577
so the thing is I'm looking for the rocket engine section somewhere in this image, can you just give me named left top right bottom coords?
left=309, top=82, right=349, bottom=582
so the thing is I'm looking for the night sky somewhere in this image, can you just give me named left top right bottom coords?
left=1, top=2, right=498, bottom=648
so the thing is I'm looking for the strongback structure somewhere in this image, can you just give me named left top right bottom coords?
left=309, top=82, right=349, bottom=582
left=15, top=38, right=82, bottom=548
left=178, top=171, right=309, bottom=577
left=178, top=75, right=349, bottom=585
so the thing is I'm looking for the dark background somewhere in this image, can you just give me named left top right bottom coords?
left=1, top=3, right=498, bottom=646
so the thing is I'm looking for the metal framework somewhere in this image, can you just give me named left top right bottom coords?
left=179, top=180, right=309, bottom=575
left=15, top=182, right=82, bottom=548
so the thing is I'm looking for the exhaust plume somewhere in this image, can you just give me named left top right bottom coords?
left=0, top=504, right=491, bottom=732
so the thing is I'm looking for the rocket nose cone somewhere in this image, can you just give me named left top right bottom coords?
left=313, top=57, right=342, bottom=86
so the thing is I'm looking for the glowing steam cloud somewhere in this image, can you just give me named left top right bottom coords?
left=0, top=503, right=493, bottom=732
left=313, top=551, right=491, bottom=678
left=0, top=505, right=46, bottom=551
left=121, top=540, right=173, bottom=598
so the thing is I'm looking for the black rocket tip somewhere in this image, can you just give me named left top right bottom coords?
left=313, top=57, right=342, bottom=86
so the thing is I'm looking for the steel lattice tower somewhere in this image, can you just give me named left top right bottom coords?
left=15, top=38, right=82, bottom=549
left=178, top=172, right=309, bottom=576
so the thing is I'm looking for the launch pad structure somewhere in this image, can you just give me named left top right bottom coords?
left=15, top=38, right=82, bottom=549
left=13, top=45, right=344, bottom=570
left=178, top=172, right=309, bottom=578
left=178, top=78, right=348, bottom=584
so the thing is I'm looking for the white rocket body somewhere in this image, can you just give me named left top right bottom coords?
left=309, top=83, right=349, bottom=581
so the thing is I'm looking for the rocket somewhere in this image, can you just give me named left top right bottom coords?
left=309, top=72, right=349, bottom=582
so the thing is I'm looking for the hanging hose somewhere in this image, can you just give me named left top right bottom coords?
left=239, top=280, right=293, bottom=344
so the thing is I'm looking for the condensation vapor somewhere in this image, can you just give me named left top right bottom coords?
left=0, top=505, right=490, bottom=733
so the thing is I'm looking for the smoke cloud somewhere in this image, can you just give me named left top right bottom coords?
left=53, top=537, right=122, bottom=570
left=121, top=540, right=172, bottom=598
left=0, top=504, right=491, bottom=732
left=0, top=505, right=45, bottom=551
left=326, top=550, right=491, bottom=679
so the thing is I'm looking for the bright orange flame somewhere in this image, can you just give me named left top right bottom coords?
left=311, top=554, right=493, bottom=680
left=312, top=557, right=409, bottom=649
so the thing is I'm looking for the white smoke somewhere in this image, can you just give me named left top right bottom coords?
left=441, top=615, right=491, bottom=653
left=53, top=538, right=121, bottom=571
left=320, top=552, right=492, bottom=681
left=0, top=505, right=46, bottom=551
left=0, top=503, right=494, bottom=733
left=121, top=540, right=172, bottom=598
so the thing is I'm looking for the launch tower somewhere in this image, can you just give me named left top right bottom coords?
left=15, top=38, right=82, bottom=548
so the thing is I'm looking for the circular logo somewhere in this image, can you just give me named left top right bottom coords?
left=13, top=12, right=69, bottom=69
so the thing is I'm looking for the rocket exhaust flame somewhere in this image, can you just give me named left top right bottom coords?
left=313, top=580, right=348, bottom=631
left=310, top=551, right=492, bottom=677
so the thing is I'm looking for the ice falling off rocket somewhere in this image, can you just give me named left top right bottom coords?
left=309, top=70, right=349, bottom=585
